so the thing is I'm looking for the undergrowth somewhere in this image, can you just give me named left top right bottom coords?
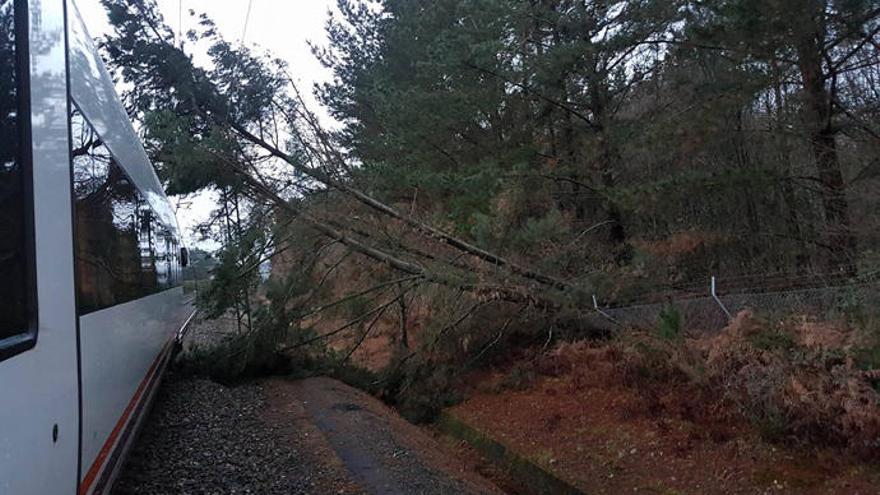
left=524, top=308, right=880, bottom=457
left=178, top=309, right=291, bottom=383
left=180, top=282, right=880, bottom=456
left=657, top=304, right=682, bottom=341
left=177, top=314, right=464, bottom=424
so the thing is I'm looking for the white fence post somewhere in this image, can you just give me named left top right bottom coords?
left=711, top=276, right=733, bottom=321
left=592, top=294, right=623, bottom=326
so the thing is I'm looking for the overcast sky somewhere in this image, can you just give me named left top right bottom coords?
left=74, top=0, right=339, bottom=250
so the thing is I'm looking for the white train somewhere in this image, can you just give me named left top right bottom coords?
left=0, top=0, right=194, bottom=493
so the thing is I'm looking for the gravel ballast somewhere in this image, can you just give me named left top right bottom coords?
left=113, top=372, right=361, bottom=494
left=114, top=315, right=502, bottom=494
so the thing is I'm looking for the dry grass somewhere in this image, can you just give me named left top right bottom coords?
left=700, top=311, right=880, bottom=453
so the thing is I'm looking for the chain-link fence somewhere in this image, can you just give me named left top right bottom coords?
left=584, top=280, right=879, bottom=335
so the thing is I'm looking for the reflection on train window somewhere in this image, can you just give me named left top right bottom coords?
left=0, top=0, right=34, bottom=342
left=71, top=109, right=181, bottom=315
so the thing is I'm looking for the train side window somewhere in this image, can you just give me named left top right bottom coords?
left=71, top=109, right=170, bottom=314
left=0, top=0, right=37, bottom=359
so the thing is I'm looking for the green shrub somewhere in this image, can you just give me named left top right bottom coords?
left=509, top=208, right=568, bottom=251
left=747, top=328, right=796, bottom=353
left=657, top=304, right=682, bottom=341
left=179, top=331, right=289, bottom=383
left=330, top=362, right=383, bottom=395
left=500, top=363, right=537, bottom=391
left=752, top=409, right=790, bottom=443
left=382, top=361, right=463, bottom=423
left=615, top=333, right=703, bottom=386
left=854, top=345, right=880, bottom=371
left=178, top=309, right=290, bottom=383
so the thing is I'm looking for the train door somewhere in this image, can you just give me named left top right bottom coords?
left=0, top=0, right=80, bottom=493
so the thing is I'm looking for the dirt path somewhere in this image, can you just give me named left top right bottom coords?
left=269, top=377, right=504, bottom=495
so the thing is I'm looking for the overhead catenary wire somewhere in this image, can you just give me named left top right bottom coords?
left=240, top=0, right=254, bottom=46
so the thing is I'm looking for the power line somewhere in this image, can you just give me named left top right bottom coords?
left=178, top=0, right=183, bottom=47
left=240, top=0, right=254, bottom=46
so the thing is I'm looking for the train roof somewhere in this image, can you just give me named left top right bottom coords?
left=67, top=0, right=180, bottom=233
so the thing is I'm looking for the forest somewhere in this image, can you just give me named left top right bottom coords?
left=99, top=0, right=880, bottom=490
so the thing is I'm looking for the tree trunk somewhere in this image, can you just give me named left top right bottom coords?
left=796, top=31, right=857, bottom=275
left=770, top=70, right=812, bottom=272
left=589, top=76, right=631, bottom=263
left=732, top=110, right=761, bottom=239
left=397, top=282, right=409, bottom=350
